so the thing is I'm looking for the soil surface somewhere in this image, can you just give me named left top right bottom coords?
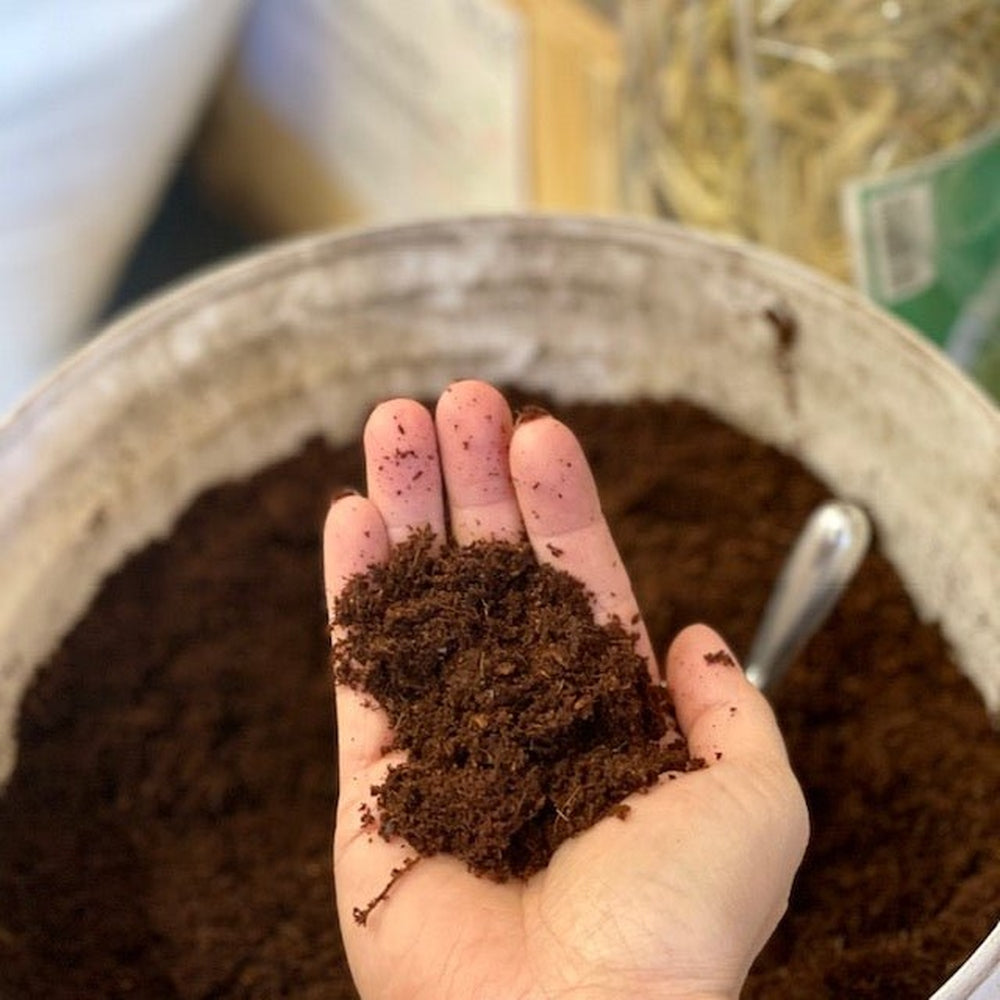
left=0, top=397, right=997, bottom=999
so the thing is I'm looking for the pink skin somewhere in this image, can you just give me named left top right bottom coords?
left=324, top=380, right=809, bottom=1000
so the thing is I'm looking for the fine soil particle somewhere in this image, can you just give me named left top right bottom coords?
left=0, top=397, right=997, bottom=999
left=705, top=649, right=737, bottom=667
left=331, top=528, right=696, bottom=909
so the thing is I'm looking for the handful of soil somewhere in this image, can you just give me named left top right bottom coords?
left=331, top=527, right=697, bottom=890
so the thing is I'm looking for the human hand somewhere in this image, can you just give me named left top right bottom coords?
left=323, top=380, right=809, bottom=1000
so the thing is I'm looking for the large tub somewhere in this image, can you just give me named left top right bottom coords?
left=1, top=215, right=997, bottom=997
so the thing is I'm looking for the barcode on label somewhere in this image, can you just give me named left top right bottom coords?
left=867, top=181, right=936, bottom=302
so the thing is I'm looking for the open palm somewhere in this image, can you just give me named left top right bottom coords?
left=324, top=381, right=808, bottom=1000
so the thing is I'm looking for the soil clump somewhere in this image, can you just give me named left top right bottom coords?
left=331, top=527, right=696, bottom=912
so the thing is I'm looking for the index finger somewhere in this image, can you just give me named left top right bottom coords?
left=509, top=411, right=654, bottom=670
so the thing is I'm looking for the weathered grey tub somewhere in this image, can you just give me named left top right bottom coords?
left=1, top=216, right=997, bottom=997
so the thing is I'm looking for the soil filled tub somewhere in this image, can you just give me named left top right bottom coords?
left=0, top=217, right=997, bottom=998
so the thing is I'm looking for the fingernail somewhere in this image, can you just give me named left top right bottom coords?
left=514, top=404, right=550, bottom=427
left=331, top=487, right=361, bottom=504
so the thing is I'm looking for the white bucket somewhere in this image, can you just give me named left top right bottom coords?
left=0, top=216, right=997, bottom=997
left=0, top=0, right=249, bottom=412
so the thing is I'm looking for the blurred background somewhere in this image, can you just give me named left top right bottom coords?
left=2, top=0, right=998, bottom=414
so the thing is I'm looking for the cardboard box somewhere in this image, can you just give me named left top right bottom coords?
left=194, top=0, right=621, bottom=234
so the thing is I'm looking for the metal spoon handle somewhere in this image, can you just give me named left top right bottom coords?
left=745, top=500, right=871, bottom=692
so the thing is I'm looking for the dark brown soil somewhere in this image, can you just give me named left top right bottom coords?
left=331, top=528, right=696, bottom=908
left=0, top=397, right=997, bottom=999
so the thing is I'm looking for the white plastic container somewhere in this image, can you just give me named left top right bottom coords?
left=0, top=216, right=996, bottom=997
left=0, top=0, right=248, bottom=412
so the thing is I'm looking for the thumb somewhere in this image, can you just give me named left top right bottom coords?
left=664, top=623, right=792, bottom=770
left=665, top=624, right=810, bottom=964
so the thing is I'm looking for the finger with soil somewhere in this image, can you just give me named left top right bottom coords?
left=665, top=624, right=792, bottom=771
left=323, top=493, right=394, bottom=786
left=435, top=380, right=523, bottom=545
left=363, top=398, right=446, bottom=546
left=509, top=412, right=655, bottom=670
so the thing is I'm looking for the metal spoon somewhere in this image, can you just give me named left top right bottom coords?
left=745, top=500, right=872, bottom=692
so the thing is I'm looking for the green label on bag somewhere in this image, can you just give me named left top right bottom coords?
left=843, top=123, right=1000, bottom=398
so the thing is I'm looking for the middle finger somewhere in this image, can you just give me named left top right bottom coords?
left=435, top=380, right=523, bottom=545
